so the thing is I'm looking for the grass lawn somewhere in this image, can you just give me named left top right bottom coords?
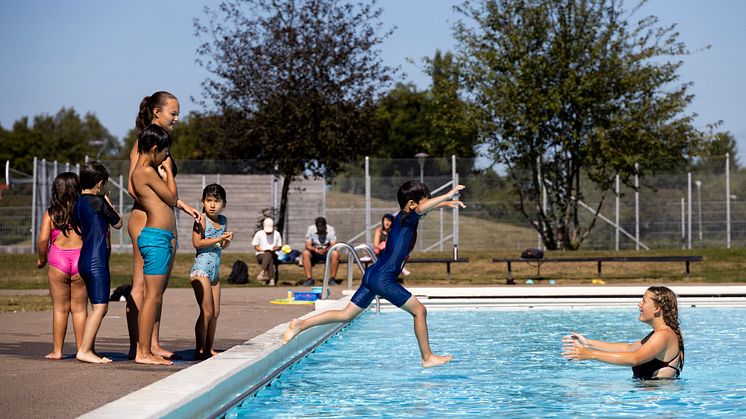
left=3, top=247, right=744, bottom=312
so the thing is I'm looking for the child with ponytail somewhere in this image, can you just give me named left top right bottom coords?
left=562, top=286, right=684, bottom=379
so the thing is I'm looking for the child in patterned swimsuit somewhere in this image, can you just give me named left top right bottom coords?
left=190, top=184, right=233, bottom=359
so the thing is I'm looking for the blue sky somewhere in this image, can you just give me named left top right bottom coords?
left=1, top=0, right=745, bottom=160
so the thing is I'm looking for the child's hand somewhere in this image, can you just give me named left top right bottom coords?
left=36, top=258, right=46, bottom=269
left=221, top=232, right=233, bottom=242
left=451, top=184, right=465, bottom=196
left=443, top=200, right=466, bottom=209
left=157, top=164, right=169, bottom=181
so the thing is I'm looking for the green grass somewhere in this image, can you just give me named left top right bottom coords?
left=0, top=295, right=52, bottom=313
left=2, top=247, right=744, bottom=290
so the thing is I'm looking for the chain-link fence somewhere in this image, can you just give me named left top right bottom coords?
left=2, top=155, right=745, bottom=253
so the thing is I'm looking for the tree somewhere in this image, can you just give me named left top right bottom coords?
left=692, top=130, right=739, bottom=174
left=422, top=50, right=479, bottom=158
left=195, top=0, right=395, bottom=234
left=0, top=108, right=116, bottom=173
left=455, top=0, right=702, bottom=250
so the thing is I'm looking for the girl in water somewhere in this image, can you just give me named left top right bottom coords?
left=562, top=286, right=684, bottom=379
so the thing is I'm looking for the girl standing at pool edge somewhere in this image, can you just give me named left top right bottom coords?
left=126, top=91, right=201, bottom=360
left=562, top=285, right=684, bottom=379
left=37, top=172, right=87, bottom=359
left=190, top=184, right=233, bottom=359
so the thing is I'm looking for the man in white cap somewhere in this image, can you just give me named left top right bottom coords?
left=251, top=218, right=283, bottom=286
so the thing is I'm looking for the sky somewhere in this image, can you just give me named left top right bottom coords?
left=1, top=0, right=745, bottom=159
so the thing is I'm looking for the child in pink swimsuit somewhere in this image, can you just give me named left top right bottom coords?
left=36, top=172, right=87, bottom=360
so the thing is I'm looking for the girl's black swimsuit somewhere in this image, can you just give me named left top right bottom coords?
left=632, top=331, right=681, bottom=379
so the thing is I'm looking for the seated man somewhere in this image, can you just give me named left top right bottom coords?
left=302, top=217, right=340, bottom=286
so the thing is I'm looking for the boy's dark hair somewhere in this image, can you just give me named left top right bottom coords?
left=201, top=183, right=227, bottom=206
left=79, top=161, right=109, bottom=190
left=137, top=124, right=172, bottom=154
left=397, top=180, right=431, bottom=209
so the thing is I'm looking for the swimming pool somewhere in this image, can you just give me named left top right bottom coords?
left=226, top=307, right=746, bottom=418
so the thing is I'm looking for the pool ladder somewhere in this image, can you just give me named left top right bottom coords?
left=321, top=242, right=383, bottom=313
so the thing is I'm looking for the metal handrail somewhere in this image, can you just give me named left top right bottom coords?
left=321, top=242, right=377, bottom=299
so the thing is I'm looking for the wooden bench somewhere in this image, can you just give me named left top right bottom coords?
left=273, top=257, right=470, bottom=283
left=492, top=255, right=704, bottom=285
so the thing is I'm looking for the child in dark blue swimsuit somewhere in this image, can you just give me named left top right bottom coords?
left=282, top=180, right=465, bottom=368
left=73, top=162, right=123, bottom=363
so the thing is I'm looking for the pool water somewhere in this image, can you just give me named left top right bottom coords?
left=226, top=307, right=746, bottom=417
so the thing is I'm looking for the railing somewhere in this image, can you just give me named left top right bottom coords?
left=321, top=242, right=379, bottom=309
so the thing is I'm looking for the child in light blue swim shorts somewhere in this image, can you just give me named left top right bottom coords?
left=190, top=184, right=233, bottom=359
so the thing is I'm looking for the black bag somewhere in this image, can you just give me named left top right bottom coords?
left=228, top=260, right=249, bottom=284
left=110, top=284, right=132, bottom=301
left=521, top=248, right=544, bottom=259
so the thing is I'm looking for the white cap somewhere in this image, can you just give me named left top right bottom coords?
left=263, top=218, right=274, bottom=233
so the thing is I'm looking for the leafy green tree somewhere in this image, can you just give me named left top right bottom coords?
left=373, top=83, right=432, bottom=158
left=455, top=0, right=702, bottom=250
left=195, top=0, right=395, bottom=234
left=422, top=50, right=479, bottom=158
left=692, top=130, right=739, bottom=174
left=0, top=108, right=116, bottom=173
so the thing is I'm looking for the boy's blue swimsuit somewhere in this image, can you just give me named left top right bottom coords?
left=351, top=211, right=418, bottom=308
left=138, top=227, right=174, bottom=276
left=73, top=194, right=120, bottom=304
left=190, top=215, right=226, bottom=283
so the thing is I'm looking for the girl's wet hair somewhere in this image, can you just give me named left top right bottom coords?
left=647, top=286, right=685, bottom=371
left=48, top=172, right=79, bottom=235
left=201, top=183, right=227, bottom=207
left=135, top=91, right=177, bottom=137
left=79, top=161, right=109, bottom=190
left=397, top=180, right=431, bottom=209
left=137, top=124, right=172, bottom=154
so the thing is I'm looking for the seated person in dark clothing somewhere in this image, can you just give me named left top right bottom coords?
left=562, top=286, right=684, bottom=380
left=302, top=217, right=340, bottom=286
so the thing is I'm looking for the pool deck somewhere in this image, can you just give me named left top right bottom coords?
left=2, top=284, right=746, bottom=418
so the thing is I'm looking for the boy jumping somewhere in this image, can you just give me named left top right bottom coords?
left=282, top=180, right=465, bottom=368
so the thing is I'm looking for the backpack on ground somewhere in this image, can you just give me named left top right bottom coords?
left=521, top=248, right=544, bottom=259
left=228, top=260, right=249, bottom=284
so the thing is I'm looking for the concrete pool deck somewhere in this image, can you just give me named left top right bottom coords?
left=2, top=284, right=746, bottom=417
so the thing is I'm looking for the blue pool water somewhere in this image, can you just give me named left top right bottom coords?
left=226, top=307, right=746, bottom=417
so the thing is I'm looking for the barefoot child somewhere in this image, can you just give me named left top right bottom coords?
left=190, top=184, right=233, bottom=359
left=73, top=163, right=123, bottom=363
left=37, top=172, right=87, bottom=359
left=130, top=124, right=178, bottom=366
left=282, top=180, right=465, bottom=368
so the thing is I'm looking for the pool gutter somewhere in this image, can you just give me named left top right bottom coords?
left=81, top=297, right=352, bottom=419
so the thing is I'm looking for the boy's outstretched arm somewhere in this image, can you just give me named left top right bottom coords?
left=416, top=185, right=466, bottom=215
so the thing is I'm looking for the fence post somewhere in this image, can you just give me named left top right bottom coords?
left=365, top=157, right=371, bottom=245
left=687, top=172, right=692, bottom=250
left=635, top=163, right=639, bottom=251
left=726, top=153, right=731, bottom=249
left=31, top=157, right=38, bottom=252
left=615, top=175, right=620, bottom=251
left=680, top=198, right=685, bottom=249
left=452, top=155, right=459, bottom=259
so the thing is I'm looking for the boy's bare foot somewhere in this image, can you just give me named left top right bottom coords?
left=76, top=351, right=113, bottom=364
left=45, top=352, right=63, bottom=360
left=281, top=319, right=301, bottom=344
left=152, top=347, right=175, bottom=359
left=135, top=353, right=173, bottom=366
left=211, top=349, right=220, bottom=356
left=422, top=354, right=453, bottom=368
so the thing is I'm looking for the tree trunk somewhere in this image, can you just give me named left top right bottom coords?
left=276, top=174, right=292, bottom=237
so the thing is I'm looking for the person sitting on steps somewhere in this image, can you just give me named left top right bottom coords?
left=302, top=217, right=340, bottom=286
